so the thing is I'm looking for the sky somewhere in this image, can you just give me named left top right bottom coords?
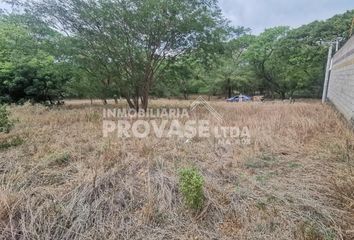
left=219, top=0, right=354, bottom=34
left=1, top=1, right=354, bottom=34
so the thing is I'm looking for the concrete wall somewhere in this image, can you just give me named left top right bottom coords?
left=328, top=36, right=354, bottom=123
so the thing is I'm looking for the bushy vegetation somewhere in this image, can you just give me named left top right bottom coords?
left=1, top=2, right=353, bottom=106
left=0, top=104, right=13, bottom=133
left=0, top=16, right=72, bottom=105
left=179, top=167, right=204, bottom=210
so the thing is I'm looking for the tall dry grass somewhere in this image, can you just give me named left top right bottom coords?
left=0, top=100, right=353, bottom=240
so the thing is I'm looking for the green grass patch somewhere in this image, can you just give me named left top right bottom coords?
left=245, top=153, right=278, bottom=169
left=44, top=152, right=71, bottom=167
left=0, top=136, right=24, bottom=150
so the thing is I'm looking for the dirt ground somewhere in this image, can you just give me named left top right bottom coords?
left=0, top=100, right=353, bottom=240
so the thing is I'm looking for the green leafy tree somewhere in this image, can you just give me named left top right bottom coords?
left=245, top=27, right=291, bottom=98
left=205, top=34, right=255, bottom=98
left=25, top=0, right=230, bottom=110
left=0, top=15, right=72, bottom=104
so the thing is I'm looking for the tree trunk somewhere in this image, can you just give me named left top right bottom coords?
left=141, top=70, right=153, bottom=111
left=141, top=89, right=149, bottom=112
left=280, top=92, right=286, bottom=100
left=227, top=78, right=232, bottom=98
left=126, top=97, right=135, bottom=109
left=134, top=87, right=140, bottom=112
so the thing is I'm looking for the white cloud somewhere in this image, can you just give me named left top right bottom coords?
left=218, top=0, right=354, bottom=34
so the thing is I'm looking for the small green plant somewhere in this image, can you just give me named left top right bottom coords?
left=179, top=167, right=204, bottom=210
left=0, top=136, right=24, bottom=150
left=45, top=152, right=71, bottom=167
left=0, top=104, right=14, bottom=133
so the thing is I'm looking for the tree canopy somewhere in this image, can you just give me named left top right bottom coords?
left=0, top=14, right=73, bottom=104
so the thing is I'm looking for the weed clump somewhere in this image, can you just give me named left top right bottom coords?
left=179, top=167, right=204, bottom=210
left=0, top=136, right=23, bottom=150
left=45, top=152, right=71, bottom=167
left=0, top=105, right=14, bottom=133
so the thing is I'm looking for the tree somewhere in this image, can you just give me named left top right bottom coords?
left=207, top=34, right=255, bottom=98
left=24, top=0, right=230, bottom=110
left=244, top=27, right=289, bottom=98
left=0, top=14, right=72, bottom=104
left=244, top=10, right=354, bottom=99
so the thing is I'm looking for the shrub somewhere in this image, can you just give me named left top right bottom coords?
left=179, top=167, right=204, bottom=210
left=0, top=105, right=14, bottom=133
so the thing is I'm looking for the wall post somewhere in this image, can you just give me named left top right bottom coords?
left=322, top=44, right=333, bottom=104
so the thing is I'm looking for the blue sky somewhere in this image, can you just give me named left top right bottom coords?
left=1, top=1, right=354, bottom=34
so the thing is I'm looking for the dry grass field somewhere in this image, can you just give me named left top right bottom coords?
left=0, top=100, right=353, bottom=240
